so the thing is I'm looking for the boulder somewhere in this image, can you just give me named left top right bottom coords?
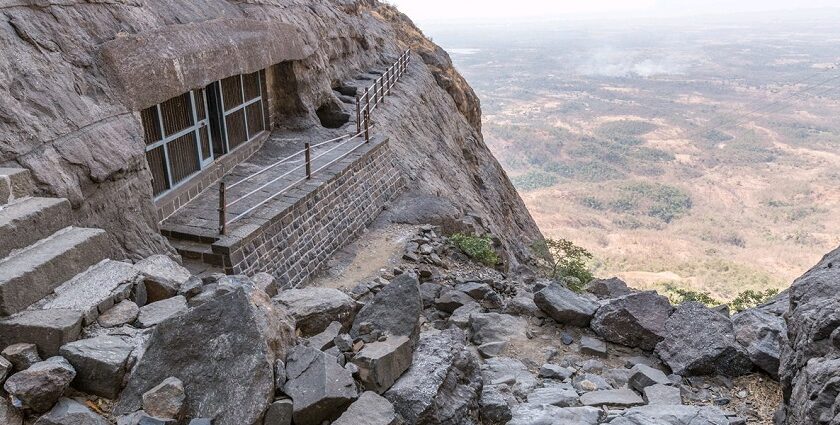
left=643, top=384, right=682, bottom=405
left=504, top=292, right=543, bottom=317
left=526, top=383, right=580, bottom=407
left=655, top=302, right=753, bottom=377
left=116, top=411, right=176, bottom=425
left=580, top=336, right=607, bottom=358
left=0, top=396, right=23, bottom=425
left=0, top=355, right=10, bottom=384
left=482, top=357, right=538, bottom=397
left=0, top=310, right=83, bottom=357
left=448, top=301, right=482, bottom=329
left=585, top=277, right=633, bottom=299
left=4, top=356, right=76, bottom=413
left=434, top=289, right=474, bottom=314
left=479, top=384, right=515, bottom=424
left=98, top=300, right=140, bottom=328
left=469, top=312, right=528, bottom=348
left=579, top=389, right=644, bottom=408
left=307, top=321, right=342, bottom=351
left=332, top=391, right=401, bottom=425
left=142, top=377, right=185, bottom=420
left=418, top=282, right=442, bottom=308
left=283, top=345, right=358, bottom=425
left=2, top=343, right=42, bottom=371
left=135, top=296, right=187, bottom=328
left=628, top=364, right=670, bottom=392
left=534, top=284, right=598, bottom=327
left=351, top=274, right=422, bottom=340
left=263, top=399, right=293, bottom=425
left=115, top=287, right=295, bottom=425
left=508, top=405, right=604, bottom=425
left=276, top=287, right=356, bottom=336
left=135, top=255, right=191, bottom=303
left=732, top=307, right=786, bottom=379
left=351, top=335, right=413, bottom=394
left=385, top=329, right=481, bottom=424
left=539, top=364, right=574, bottom=380
left=591, top=291, right=672, bottom=351
left=59, top=336, right=135, bottom=399
left=252, top=272, right=278, bottom=297
left=611, top=405, right=730, bottom=424
left=33, top=397, right=108, bottom=425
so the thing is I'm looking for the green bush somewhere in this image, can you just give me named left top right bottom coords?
left=664, top=284, right=721, bottom=307
left=531, top=238, right=594, bottom=290
left=511, top=171, right=559, bottom=191
left=450, top=233, right=499, bottom=266
left=664, top=283, right=780, bottom=313
left=730, top=289, right=779, bottom=313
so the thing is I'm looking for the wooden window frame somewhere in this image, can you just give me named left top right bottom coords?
left=219, top=73, right=266, bottom=153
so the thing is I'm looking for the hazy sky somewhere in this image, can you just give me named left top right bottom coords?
left=390, top=0, right=840, bottom=23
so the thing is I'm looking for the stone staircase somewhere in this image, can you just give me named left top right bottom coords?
left=0, top=168, right=124, bottom=356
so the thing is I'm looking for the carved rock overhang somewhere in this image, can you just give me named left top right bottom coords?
left=100, top=17, right=313, bottom=111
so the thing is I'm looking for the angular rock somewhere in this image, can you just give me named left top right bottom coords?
left=352, top=335, right=412, bottom=394
left=527, top=383, right=580, bottom=407
left=34, top=397, right=108, bottom=425
left=579, top=389, right=644, bottom=408
left=42, top=260, right=140, bottom=325
left=276, top=287, right=356, bottom=336
left=508, top=404, right=604, bottom=425
left=732, top=307, right=785, bottom=379
left=307, top=321, right=342, bottom=351
left=585, top=277, right=633, bottom=299
left=142, top=377, right=185, bottom=419
left=263, top=399, right=293, bottom=425
left=385, top=329, right=481, bottom=424
left=611, top=405, right=730, bottom=424
left=434, top=289, right=474, bottom=313
left=2, top=343, right=42, bottom=371
left=98, top=300, right=140, bottom=328
left=0, top=355, right=10, bottom=384
left=479, top=384, right=515, bottom=424
left=4, top=356, right=76, bottom=413
left=591, top=291, right=673, bottom=351
left=580, top=336, right=607, bottom=358
left=135, top=255, right=191, bottom=303
left=135, top=296, right=187, bottom=328
left=628, top=364, right=670, bottom=392
left=332, top=391, right=401, bottom=425
left=539, top=364, right=574, bottom=380
left=115, top=287, right=295, bottom=425
left=418, top=282, right=441, bottom=308
left=469, top=312, right=527, bottom=346
left=0, top=310, right=83, bottom=357
left=59, top=335, right=135, bottom=399
left=116, top=411, right=176, bottom=425
left=534, top=283, right=598, bottom=327
left=482, top=357, right=538, bottom=396
left=351, top=274, right=421, bottom=340
left=448, top=301, right=482, bottom=329
left=283, top=345, right=358, bottom=425
left=478, top=342, right=506, bottom=358
left=0, top=396, right=22, bottom=425
left=252, top=272, right=278, bottom=297
left=643, top=384, right=682, bottom=405
left=504, top=292, right=543, bottom=317
left=572, top=373, right=611, bottom=392
left=655, top=302, right=753, bottom=377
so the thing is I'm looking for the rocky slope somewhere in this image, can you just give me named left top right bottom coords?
left=0, top=0, right=541, bottom=265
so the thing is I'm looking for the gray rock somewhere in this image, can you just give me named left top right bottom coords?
left=479, top=384, right=515, bottom=424
left=579, top=389, right=644, bottom=408
left=385, top=329, right=481, bottom=424
left=0, top=355, right=10, bottom=384
left=611, top=405, right=730, bottom=424
left=274, top=359, right=286, bottom=390
left=283, top=345, right=358, bottom=425
left=448, top=301, right=482, bottom=329
left=508, top=404, right=604, bottom=425
left=177, top=277, right=204, bottom=299
left=332, top=391, right=401, bottom=425
left=580, top=336, right=608, bottom=358
left=504, top=293, right=543, bottom=317
left=135, top=296, right=187, bottom=328
left=732, top=307, right=785, bottom=379
left=98, top=300, right=140, bottom=328
left=187, top=420, right=212, bottom=425
left=4, top=356, right=76, bottom=413
left=351, top=274, right=421, bottom=341
left=142, top=377, right=185, bottom=419
left=115, top=287, right=295, bottom=425
left=572, top=373, right=611, bottom=392
left=418, top=282, right=442, bottom=308
left=604, top=368, right=633, bottom=388
left=135, top=255, right=191, bottom=303
left=33, top=397, right=108, bottom=425
left=628, top=364, right=671, bottom=392
left=469, top=312, right=527, bottom=346
left=643, top=384, right=682, bottom=405
left=482, top=357, right=538, bottom=397
left=2, top=343, right=42, bottom=371
left=591, top=291, right=673, bottom=351
left=585, top=277, right=633, bottom=299
left=307, top=321, right=342, bottom=351
left=0, top=396, right=23, bottom=425
left=276, top=287, right=356, bottom=337
left=478, top=342, right=506, bottom=358
left=527, top=383, right=580, bottom=407
left=352, top=335, right=413, bottom=394
left=252, top=272, right=278, bottom=297
left=116, top=411, right=176, bottom=425
left=59, top=336, right=135, bottom=399
left=0, top=310, right=83, bottom=358
left=434, top=289, right=474, bottom=314
left=534, top=284, right=598, bottom=327
left=334, top=333, right=354, bottom=352
left=263, top=399, right=293, bottom=425
left=539, top=364, right=574, bottom=380
left=655, top=302, right=753, bottom=377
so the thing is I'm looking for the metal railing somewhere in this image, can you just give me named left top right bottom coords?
left=218, top=49, right=412, bottom=235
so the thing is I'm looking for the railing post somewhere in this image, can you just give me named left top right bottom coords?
left=380, top=76, right=386, bottom=104
left=218, top=182, right=227, bottom=235
left=355, top=94, right=361, bottom=134
left=364, top=88, right=371, bottom=125
left=305, top=142, right=312, bottom=179
left=364, top=110, right=370, bottom=143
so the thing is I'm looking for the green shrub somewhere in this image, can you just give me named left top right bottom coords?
left=511, top=171, right=559, bottom=191
left=664, top=284, right=722, bottom=307
left=531, top=238, right=594, bottom=290
left=664, top=284, right=780, bottom=313
left=450, top=233, right=499, bottom=266
left=730, top=289, right=779, bottom=313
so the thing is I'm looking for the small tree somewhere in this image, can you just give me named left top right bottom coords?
left=532, top=238, right=594, bottom=289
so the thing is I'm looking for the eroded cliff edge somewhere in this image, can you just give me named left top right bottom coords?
left=0, top=0, right=542, bottom=265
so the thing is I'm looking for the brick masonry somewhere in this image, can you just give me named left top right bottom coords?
left=212, top=137, right=403, bottom=288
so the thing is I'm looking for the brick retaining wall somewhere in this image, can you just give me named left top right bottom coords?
left=212, top=137, right=403, bottom=288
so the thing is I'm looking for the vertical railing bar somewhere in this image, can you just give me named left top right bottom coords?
left=305, top=143, right=312, bottom=180
left=219, top=182, right=227, bottom=235
left=364, top=110, right=370, bottom=143
left=355, top=94, right=361, bottom=134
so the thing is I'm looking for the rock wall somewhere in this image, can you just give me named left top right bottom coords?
left=0, top=0, right=541, bottom=264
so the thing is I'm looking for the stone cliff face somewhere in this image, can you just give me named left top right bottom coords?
left=0, top=0, right=541, bottom=264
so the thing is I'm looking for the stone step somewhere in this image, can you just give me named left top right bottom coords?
left=0, top=168, right=34, bottom=205
left=0, top=227, right=111, bottom=316
left=168, top=238, right=224, bottom=267
left=0, top=197, right=73, bottom=259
